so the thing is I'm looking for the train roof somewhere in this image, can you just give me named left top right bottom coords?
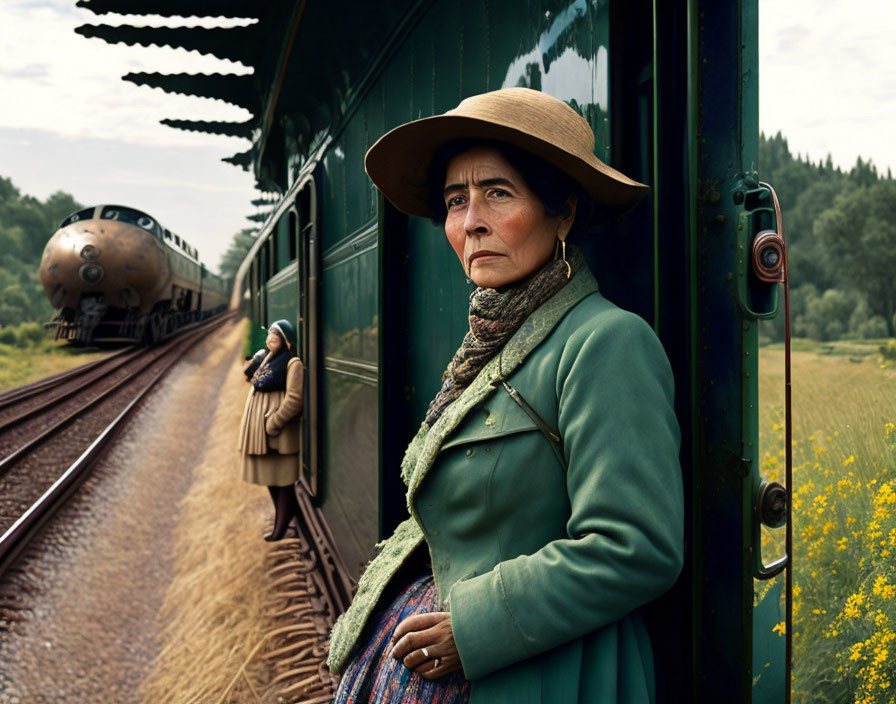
left=58, top=204, right=202, bottom=263
left=74, top=1, right=416, bottom=193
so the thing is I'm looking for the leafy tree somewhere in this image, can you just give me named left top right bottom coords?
left=219, top=228, right=258, bottom=280
left=814, top=181, right=896, bottom=335
left=0, top=176, right=81, bottom=331
left=758, top=133, right=895, bottom=342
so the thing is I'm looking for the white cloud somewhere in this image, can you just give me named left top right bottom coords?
left=0, top=2, right=261, bottom=274
left=760, top=0, right=896, bottom=173
left=0, top=2, right=253, bottom=147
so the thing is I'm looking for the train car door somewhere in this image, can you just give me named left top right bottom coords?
left=678, top=2, right=792, bottom=702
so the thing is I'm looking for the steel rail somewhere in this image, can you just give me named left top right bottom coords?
left=0, top=312, right=235, bottom=579
left=0, top=346, right=133, bottom=411
left=0, top=347, right=147, bottom=432
left=0, top=312, right=234, bottom=476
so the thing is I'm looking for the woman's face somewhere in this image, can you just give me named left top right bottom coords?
left=442, top=146, right=576, bottom=288
left=266, top=330, right=283, bottom=354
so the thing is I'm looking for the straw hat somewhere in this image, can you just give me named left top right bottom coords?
left=365, top=87, right=648, bottom=219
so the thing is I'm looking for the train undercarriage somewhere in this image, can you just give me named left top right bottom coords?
left=51, top=297, right=226, bottom=345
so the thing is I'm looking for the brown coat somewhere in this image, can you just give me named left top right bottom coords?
left=239, top=357, right=303, bottom=486
left=265, top=357, right=304, bottom=454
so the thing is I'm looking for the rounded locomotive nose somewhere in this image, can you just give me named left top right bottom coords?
left=79, top=262, right=105, bottom=285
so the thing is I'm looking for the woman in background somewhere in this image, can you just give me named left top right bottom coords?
left=239, top=320, right=304, bottom=541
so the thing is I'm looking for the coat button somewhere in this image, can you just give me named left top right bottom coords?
left=465, top=448, right=474, bottom=457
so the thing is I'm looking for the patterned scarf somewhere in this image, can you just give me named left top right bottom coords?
left=250, top=321, right=297, bottom=392
left=423, top=245, right=584, bottom=427
left=251, top=348, right=293, bottom=391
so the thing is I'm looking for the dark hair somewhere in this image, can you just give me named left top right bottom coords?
left=424, top=138, right=597, bottom=238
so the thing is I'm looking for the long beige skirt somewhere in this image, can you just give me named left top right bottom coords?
left=239, top=386, right=300, bottom=486
left=241, top=452, right=299, bottom=487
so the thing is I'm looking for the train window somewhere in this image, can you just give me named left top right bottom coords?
left=288, top=210, right=298, bottom=261
left=98, top=206, right=161, bottom=235
left=60, top=207, right=97, bottom=228
left=163, top=229, right=173, bottom=240
left=175, top=235, right=181, bottom=246
left=136, top=215, right=155, bottom=231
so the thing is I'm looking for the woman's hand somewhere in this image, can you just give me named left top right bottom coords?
left=389, top=612, right=464, bottom=680
left=264, top=411, right=280, bottom=436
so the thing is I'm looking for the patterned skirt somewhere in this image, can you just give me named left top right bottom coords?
left=334, top=574, right=471, bottom=704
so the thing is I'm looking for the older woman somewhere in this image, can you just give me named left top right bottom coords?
left=239, top=319, right=304, bottom=541
left=328, top=88, right=684, bottom=703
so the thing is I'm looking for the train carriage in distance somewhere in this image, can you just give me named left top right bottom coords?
left=78, top=0, right=792, bottom=701
left=39, top=204, right=228, bottom=344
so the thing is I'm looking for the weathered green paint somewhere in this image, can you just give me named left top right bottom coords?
left=265, top=260, right=298, bottom=325
left=316, top=218, right=381, bottom=575
left=738, top=184, right=787, bottom=703
left=274, top=212, right=294, bottom=273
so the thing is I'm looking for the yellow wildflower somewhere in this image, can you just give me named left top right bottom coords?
left=772, top=621, right=786, bottom=636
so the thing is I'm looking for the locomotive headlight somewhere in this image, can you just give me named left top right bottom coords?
left=80, top=244, right=100, bottom=260
left=79, top=263, right=104, bottom=285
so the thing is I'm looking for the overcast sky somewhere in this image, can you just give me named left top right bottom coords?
left=759, top=0, right=896, bottom=175
left=0, top=0, right=257, bottom=271
left=0, top=1, right=894, bottom=272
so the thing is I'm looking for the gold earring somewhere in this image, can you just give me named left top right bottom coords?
left=561, top=239, right=571, bottom=280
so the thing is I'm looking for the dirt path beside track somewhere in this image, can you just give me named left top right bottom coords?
left=0, top=320, right=275, bottom=704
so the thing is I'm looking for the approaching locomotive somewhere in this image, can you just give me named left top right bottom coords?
left=38, top=204, right=228, bottom=344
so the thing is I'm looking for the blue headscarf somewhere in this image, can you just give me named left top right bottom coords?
left=249, top=319, right=298, bottom=392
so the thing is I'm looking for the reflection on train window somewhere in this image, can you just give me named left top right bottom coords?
left=59, top=207, right=96, bottom=228
left=136, top=215, right=155, bottom=231
left=100, top=206, right=160, bottom=235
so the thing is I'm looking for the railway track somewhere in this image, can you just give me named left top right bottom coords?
left=0, top=312, right=236, bottom=578
left=0, top=346, right=133, bottom=412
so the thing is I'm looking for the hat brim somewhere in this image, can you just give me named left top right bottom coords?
left=365, top=114, right=649, bottom=219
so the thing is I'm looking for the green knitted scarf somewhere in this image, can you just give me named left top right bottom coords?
left=423, top=245, right=584, bottom=427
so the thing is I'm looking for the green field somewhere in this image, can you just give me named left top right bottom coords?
left=0, top=339, right=112, bottom=393
left=759, top=341, right=896, bottom=703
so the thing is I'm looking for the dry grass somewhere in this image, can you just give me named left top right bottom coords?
left=140, top=327, right=275, bottom=704
left=140, top=321, right=335, bottom=704
left=759, top=347, right=896, bottom=460
left=759, top=342, right=896, bottom=703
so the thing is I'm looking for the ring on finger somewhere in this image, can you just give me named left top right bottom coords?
left=432, top=658, right=441, bottom=670
left=421, top=647, right=430, bottom=659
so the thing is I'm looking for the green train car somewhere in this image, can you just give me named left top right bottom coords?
left=79, top=0, right=791, bottom=700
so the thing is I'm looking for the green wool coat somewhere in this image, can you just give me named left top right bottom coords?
left=328, top=266, right=684, bottom=703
